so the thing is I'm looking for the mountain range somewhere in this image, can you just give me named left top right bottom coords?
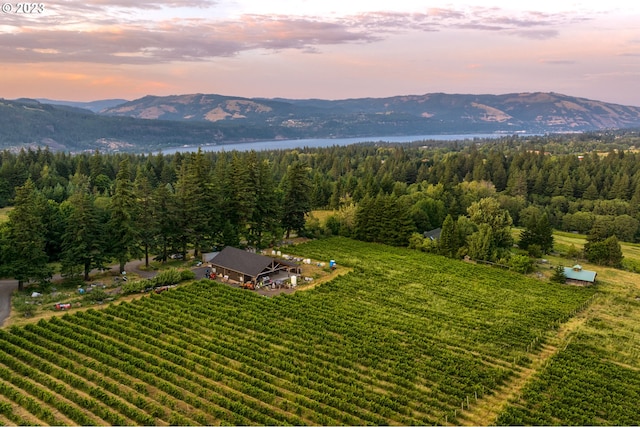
left=2, top=92, right=640, bottom=152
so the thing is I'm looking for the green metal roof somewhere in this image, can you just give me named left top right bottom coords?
left=563, top=265, right=597, bottom=283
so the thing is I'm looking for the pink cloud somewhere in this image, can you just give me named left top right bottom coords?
left=0, top=4, right=598, bottom=66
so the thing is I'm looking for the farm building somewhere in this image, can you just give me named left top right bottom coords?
left=563, top=264, right=597, bottom=286
left=201, top=251, right=219, bottom=264
left=423, top=228, right=442, bottom=241
left=208, top=246, right=301, bottom=284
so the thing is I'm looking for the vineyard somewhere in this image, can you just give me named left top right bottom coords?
left=0, top=237, right=596, bottom=425
left=497, top=267, right=640, bottom=425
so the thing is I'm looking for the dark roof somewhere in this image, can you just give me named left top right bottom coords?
left=202, top=252, right=219, bottom=263
left=423, top=228, right=442, bottom=240
left=211, top=246, right=274, bottom=277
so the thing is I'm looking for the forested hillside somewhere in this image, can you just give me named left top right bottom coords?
left=1, top=130, right=640, bottom=285
left=4, top=92, right=640, bottom=152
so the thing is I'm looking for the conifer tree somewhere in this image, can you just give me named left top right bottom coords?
left=153, top=183, right=178, bottom=262
left=61, top=190, right=108, bottom=281
left=438, top=214, right=458, bottom=258
left=109, top=158, right=141, bottom=273
left=4, top=179, right=52, bottom=290
left=519, top=212, right=554, bottom=254
left=281, top=161, right=311, bottom=239
left=550, top=265, right=567, bottom=283
left=174, top=150, right=211, bottom=256
left=248, top=158, right=281, bottom=248
left=134, top=168, right=157, bottom=267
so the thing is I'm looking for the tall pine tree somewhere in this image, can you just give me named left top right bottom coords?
left=4, top=179, right=53, bottom=290
left=281, top=161, right=312, bottom=239
left=109, top=158, right=141, bottom=273
left=438, top=214, right=459, bottom=258
left=61, top=190, right=108, bottom=281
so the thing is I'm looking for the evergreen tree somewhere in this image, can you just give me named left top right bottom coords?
left=519, top=212, right=554, bottom=254
left=354, top=195, right=378, bottom=242
left=174, top=150, right=211, bottom=256
left=248, top=158, right=281, bottom=248
left=39, top=197, right=65, bottom=262
left=226, top=152, right=256, bottom=243
left=109, top=158, right=141, bottom=273
left=281, top=161, right=312, bottom=239
left=583, top=181, right=599, bottom=200
left=134, top=168, right=158, bottom=267
left=604, top=235, right=624, bottom=267
left=382, top=196, right=416, bottom=246
left=550, top=265, right=567, bottom=283
left=153, top=183, right=178, bottom=263
left=4, top=179, right=53, bottom=290
left=438, top=214, right=458, bottom=258
left=61, top=190, right=108, bottom=281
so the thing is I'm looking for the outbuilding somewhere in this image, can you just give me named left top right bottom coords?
left=563, top=264, right=597, bottom=286
left=209, top=246, right=300, bottom=284
left=423, top=228, right=442, bottom=241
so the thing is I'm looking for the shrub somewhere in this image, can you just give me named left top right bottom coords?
left=180, top=269, right=196, bottom=281
left=154, top=268, right=182, bottom=286
left=527, top=244, right=542, bottom=258
left=509, top=254, right=534, bottom=274
left=551, top=265, right=567, bottom=283
left=84, top=288, right=108, bottom=303
left=13, top=298, right=35, bottom=318
left=122, top=279, right=153, bottom=294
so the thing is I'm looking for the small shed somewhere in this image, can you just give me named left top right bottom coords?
left=423, top=228, right=442, bottom=241
left=563, top=264, right=597, bottom=286
left=209, top=246, right=300, bottom=284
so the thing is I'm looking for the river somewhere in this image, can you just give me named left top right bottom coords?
left=160, top=133, right=526, bottom=154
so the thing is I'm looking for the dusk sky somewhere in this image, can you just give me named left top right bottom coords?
left=1, top=0, right=639, bottom=105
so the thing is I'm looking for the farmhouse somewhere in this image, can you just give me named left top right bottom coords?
left=563, top=264, right=597, bottom=286
left=209, top=246, right=300, bottom=284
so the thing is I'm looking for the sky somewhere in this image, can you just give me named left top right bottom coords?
left=1, top=0, right=639, bottom=105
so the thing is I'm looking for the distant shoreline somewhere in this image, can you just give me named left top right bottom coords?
left=160, top=132, right=535, bottom=154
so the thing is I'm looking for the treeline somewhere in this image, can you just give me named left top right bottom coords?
left=1, top=131, right=640, bottom=286
left=0, top=149, right=312, bottom=288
